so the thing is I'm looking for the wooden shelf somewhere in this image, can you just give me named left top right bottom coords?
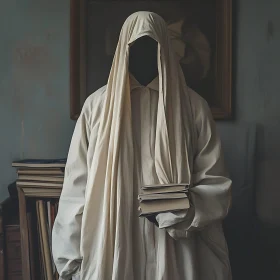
left=17, top=185, right=62, bottom=280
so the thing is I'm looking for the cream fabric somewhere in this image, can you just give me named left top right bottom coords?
left=52, top=12, right=232, bottom=280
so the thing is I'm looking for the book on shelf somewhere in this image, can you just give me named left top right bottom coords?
left=18, top=168, right=64, bottom=176
left=13, top=158, right=63, bottom=279
left=37, top=200, right=58, bottom=280
left=20, top=187, right=62, bottom=198
left=36, top=202, right=46, bottom=279
left=12, top=158, right=66, bottom=168
left=18, top=175, right=64, bottom=183
left=138, top=184, right=190, bottom=217
left=27, top=212, right=36, bottom=280
left=13, top=158, right=65, bottom=194
left=17, top=180, right=63, bottom=188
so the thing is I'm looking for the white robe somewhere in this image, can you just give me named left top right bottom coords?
left=52, top=12, right=232, bottom=280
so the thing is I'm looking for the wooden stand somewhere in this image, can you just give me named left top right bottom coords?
left=17, top=185, right=61, bottom=280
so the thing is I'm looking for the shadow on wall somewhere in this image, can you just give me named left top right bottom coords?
left=219, top=122, right=280, bottom=279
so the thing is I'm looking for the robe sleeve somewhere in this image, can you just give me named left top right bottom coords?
left=52, top=106, right=90, bottom=280
left=157, top=98, right=232, bottom=239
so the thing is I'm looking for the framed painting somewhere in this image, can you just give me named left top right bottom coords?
left=70, top=0, right=232, bottom=120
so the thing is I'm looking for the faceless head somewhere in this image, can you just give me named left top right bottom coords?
left=129, top=36, right=158, bottom=86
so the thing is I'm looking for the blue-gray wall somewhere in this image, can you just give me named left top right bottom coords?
left=231, top=0, right=280, bottom=226
left=0, top=1, right=75, bottom=199
left=0, top=1, right=280, bottom=224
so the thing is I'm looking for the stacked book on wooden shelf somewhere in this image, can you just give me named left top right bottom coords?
left=13, top=159, right=66, bottom=280
left=13, top=159, right=66, bottom=198
left=138, top=184, right=190, bottom=217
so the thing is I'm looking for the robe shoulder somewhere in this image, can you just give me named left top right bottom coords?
left=187, top=86, right=213, bottom=124
left=81, top=85, right=107, bottom=127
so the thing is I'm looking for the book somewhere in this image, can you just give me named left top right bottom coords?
left=18, top=175, right=64, bottom=183
left=139, top=198, right=190, bottom=216
left=50, top=201, right=57, bottom=231
left=141, top=184, right=188, bottom=195
left=36, top=202, right=46, bottom=280
left=20, top=187, right=62, bottom=198
left=17, top=181, right=63, bottom=188
left=36, top=200, right=60, bottom=279
left=12, top=158, right=66, bottom=168
left=18, top=168, right=64, bottom=175
left=47, top=201, right=51, bottom=235
left=138, top=192, right=187, bottom=201
left=142, top=183, right=188, bottom=189
left=37, top=200, right=53, bottom=280
left=27, top=212, right=36, bottom=280
left=139, top=184, right=190, bottom=216
left=45, top=202, right=57, bottom=279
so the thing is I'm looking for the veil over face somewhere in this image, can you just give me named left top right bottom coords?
left=129, top=35, right=158, bottom=86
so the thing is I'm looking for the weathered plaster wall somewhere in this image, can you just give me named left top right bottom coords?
left=0, top=0, right=74, bottom=199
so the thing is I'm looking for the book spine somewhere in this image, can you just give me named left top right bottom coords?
left=39, top=200, right=53, bottom=279
left=27, top=212, right=36, bottom=280
left=36, top=201, right=45, bottom=279
left=50, top=202, right=55, bottom=231
left=47, top=201, right=51, bottom=232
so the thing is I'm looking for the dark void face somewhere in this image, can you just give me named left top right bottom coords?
left=129, top=36, right=158, bottom=86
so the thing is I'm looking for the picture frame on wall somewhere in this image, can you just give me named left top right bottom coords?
left=70, top=0, right=232, bottom=120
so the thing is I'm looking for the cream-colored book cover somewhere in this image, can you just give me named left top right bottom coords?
left=138, top=192, right=187, bottom=201
left=139, top=197, right=190, bottom=216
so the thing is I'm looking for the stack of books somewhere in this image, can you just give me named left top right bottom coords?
left=138, top=184, right=190, bottom=217
left=12, top=159, right=66, bottom=280
left=13, top=159, right=66, bottom=197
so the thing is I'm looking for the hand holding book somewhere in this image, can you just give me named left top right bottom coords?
left=138, top=184, right=190, bottom=217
